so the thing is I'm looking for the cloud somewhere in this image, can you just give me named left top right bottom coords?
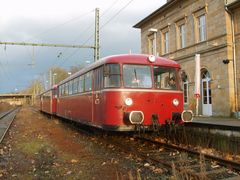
left=0, top=0, right=166, bottom=93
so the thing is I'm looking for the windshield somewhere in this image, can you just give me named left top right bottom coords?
left=153, top=66, right=178, bottom=90
left=123, top=65, right=152, bottom=88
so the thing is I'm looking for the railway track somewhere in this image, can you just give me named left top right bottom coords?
left=0, top=107, right=20, bottom=143
left=39, top=110, right=240, bottom=179
left=102, top=134, right=240, bottom=179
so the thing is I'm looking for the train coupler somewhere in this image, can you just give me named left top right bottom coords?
left=134, top=124, right=145, bottom=135
left=151, top=115, right=160, bottom=134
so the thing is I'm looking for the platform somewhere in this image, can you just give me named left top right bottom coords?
left=184, top=116, right=240, bottom=135
left=192, top=116, right=240, bottom=128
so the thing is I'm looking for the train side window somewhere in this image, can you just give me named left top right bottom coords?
left=78, top=76, right=84, bottom=93
left=44, top=91, right=51, bottom=100
left=65, top=82, right=69, bottom=96
left=59, top=86, right=62, bottom=97
left=61, top=85, right=64, bottom=97
left=61, top=85, right=64, bottom=96
left=53, top=88, right=58, bottom=98
left=94, top=66, right=104, bottom=91
left=85, top=71, right=92, bottom=91
left=69, top=80, right=73, bottom=95
left=104, top=64, right=121, bottom=88
left=62, top=85, right=64, bottom=96
left=73, top=78, right=78, bottom=94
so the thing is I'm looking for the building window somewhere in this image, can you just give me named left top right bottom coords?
left=163, top=31, right=169, bottom=54
left=148, top=37, right=154, bottom=55
left=198, top=15, right=206, bottom=42
left=179, top=24, right=186, bottom=48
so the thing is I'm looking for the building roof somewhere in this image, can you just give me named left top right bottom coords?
left=133, top=0, right=178, bottom=28
left=226, top=0, right=240, bottom=10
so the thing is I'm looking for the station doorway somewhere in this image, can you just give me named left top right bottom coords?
left=201, top=69, right=212, bottom=116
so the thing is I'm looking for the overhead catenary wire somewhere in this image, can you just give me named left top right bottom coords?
left=0, top=10, right=96, bottom=80
left=71, top=0, right=120, bottom=43
left=19, top=10, right=94, bottom=71
left=49, top=0, right=121, bottom=68
left=25, top=10, right=94, bottom=43
left=56, top=0, right=135, bottom=68
left=1, top=0, right=134, bottom=92
left=82, top=0, right=135, bottom=47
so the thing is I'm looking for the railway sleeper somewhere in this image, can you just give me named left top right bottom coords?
left=173, top=159, right=199, bottom=165
left=194, top=167, right=227, bottom=176
left=223, top=176, right=240, bottom=180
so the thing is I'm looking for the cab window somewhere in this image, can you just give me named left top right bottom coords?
left=153, top=66, right=178, bottom=90
left=104, top=64, right=121, bottom=88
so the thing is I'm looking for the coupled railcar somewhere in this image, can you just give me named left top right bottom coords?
left=40, top=86, right=57, bottom=115
left=42, top=54, right=191, bottom=131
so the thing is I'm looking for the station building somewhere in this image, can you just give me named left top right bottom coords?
left=134, top=0, right=240, bottom=117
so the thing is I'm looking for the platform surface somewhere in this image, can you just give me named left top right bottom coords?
left=192, top=116, right=240, bottom=127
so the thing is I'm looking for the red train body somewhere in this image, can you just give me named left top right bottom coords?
left=39, top=54, right=192, bottom=131
left=40, top=86, right=57, bottom=115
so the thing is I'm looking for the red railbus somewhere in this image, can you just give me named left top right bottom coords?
left=52, top=54, right=192, bottom=131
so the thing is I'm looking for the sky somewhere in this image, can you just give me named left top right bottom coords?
left=0, top=0, right=166, bottom=93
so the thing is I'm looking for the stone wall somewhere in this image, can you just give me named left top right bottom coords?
left=138, top=0, right=239, bottom=116
left=233, top=6, right=240, bottom=112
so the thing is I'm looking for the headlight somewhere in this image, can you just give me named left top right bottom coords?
left=172, top=99, right=179, bottom=106
left=125, top=98, right=133, bottom=106
left=148, top=55, right=156, bottom=62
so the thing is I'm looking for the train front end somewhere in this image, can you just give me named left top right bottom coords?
left=101, top=55, right=192, bottom=131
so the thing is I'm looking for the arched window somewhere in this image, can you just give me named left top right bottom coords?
left=202, top=69, right=210, bottom=79
left=181, top=71, right=189, bottom=104
left=201, top=69, right=212, bottom=105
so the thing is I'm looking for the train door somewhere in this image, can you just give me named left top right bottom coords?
left=201, top=70, right=212, bottom=116
left=52, top=87, right=57, bottom=114
left=93, top=66, right=104, bottom=125
left=50, top=90, right=52, bottom=114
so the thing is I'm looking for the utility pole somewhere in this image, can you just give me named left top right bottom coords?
left=0, top=8, right=100, bottom=62
left=49, top=69, right=52, bottom=89
left=94, top=8, right=100, bottom=62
